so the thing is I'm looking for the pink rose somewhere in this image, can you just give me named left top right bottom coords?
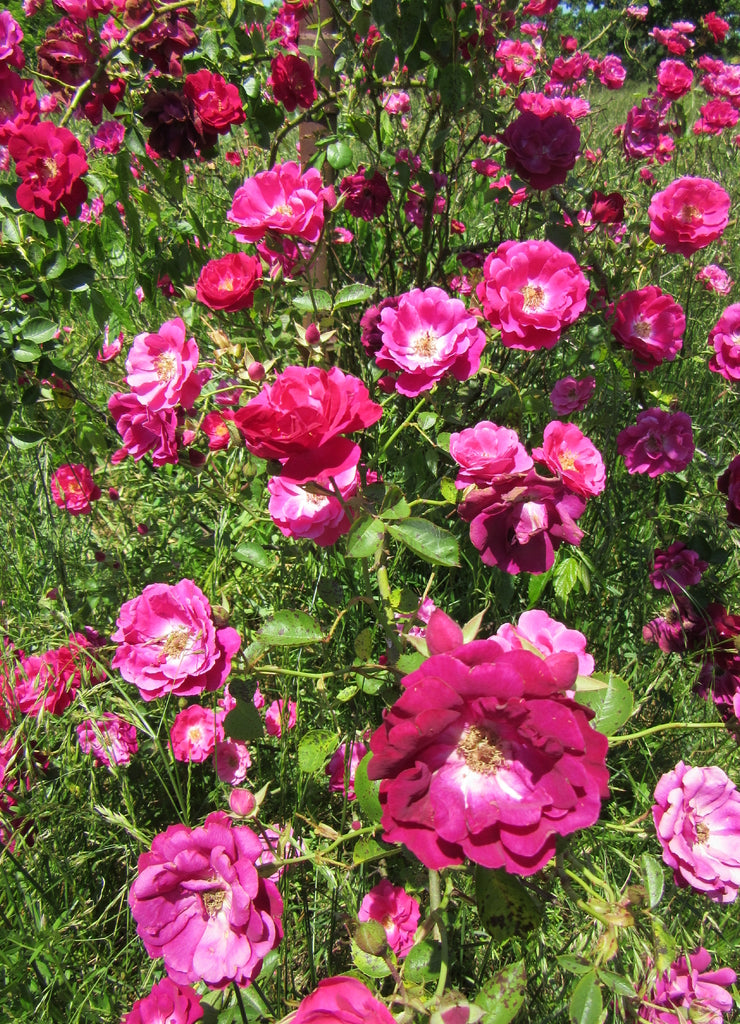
left=532, top=420, right=606, bottom=498
left=497, top=609, right=594, bottom=677
left=293, top=977, right=395, bottom=1024
left=170, top=704, right=222, bottom=762
left=597, top=54, right=626, bottom=89
left=648, top=177, right=730, bottom=257
left=694, top=100, right=738, bottom=135
left=50, top=463, right=101, bottom=515
left=656, top=59, right=693, bottom=99
left=269, top=53, right=317, bottom=112
left=358, top=880, right=420, bottom=957
left=477, top=239, right=589, bottom=351
left=184, top=69, right=246, bottom=133
left=9, top=634, right=94, bottom=718
left=639, top=948, right=736, bottom=1024
left=214, top=739, right=251, bottom=784
left=549, top=376, right=595, bottom=414
left=697, top=264, right=733, bottom=295
left=128, top=811, right=283, bottom=988
left=77, top=712, right=138, bottom=767
left=495, top=39, right=537, bottom=84
left=228, top=161, right=334, bottom=245
left=617, top=408, right=694, bottom=477
left=610, top=286, right=685, bottom=371
left=449, top=421, right=533, bottom=489
left=91, top=119, right=124, bottom=153
left=326, top=740, right=368, bottom=800
left=123, top=978, right=203, bottom=1024
left=9, top=121, right=88, bottom=220
left=709, top=303, right=740, bottom=381
left=125, top=317, right=202, bottom=412
left=108, top=392, right=179, bottom=466
left=112, top=579, right=241, bottom=701
left=195, top=253, right=262, bottom=312
left=650, top=543, right=707, bottom=595
left=0, top=68, right=38, bottom=144
left=264, top=699, right=297, bottom=738
left=718, top=454, right=740, bottom=527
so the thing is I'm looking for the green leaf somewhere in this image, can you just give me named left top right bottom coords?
left=9, top=427, right=45, bottom=449
left=374, top=38, right=396, bottom=77
left=55, top=263, right=94, bottom=291
left=233, top=542, right=274, bottom=570
left=651, top=918, right=676, bottom=974
left=326, top=141, right=353, bottom=170
left=223, top=700, right=263, bottom=742
left=40, top=251, right=67, bottom=280
left=439, top=477, right=458, bottom=503
left=352, top=836, right=386, bottom=864
left=379, top=487, right=411, bottom=522
left=553, top=557, right=580, bottom=604
left=346, top=515, right=386, bottom=559
left=396, top=650, right=425, bottom=675
left=576, top=672, right=633, bottom=736
left=333, top=283, right=375, bottom=309
left=475, top=960, right=526, bottom=1024
left=404, top=940, right=443, bottom=983
left=528, top=569, right=551, bottom=606
left=221, top=0, right=236, bottom=18
left=595, top=969, right=639, bottom=1000
left=297, top=729, right=337, bottom=772
left=354, top=752, right=382, bottom=823
left=474, top=866, right=541, bottom=941
left=640, top=853, right=664, bottom=909
left=12, top=343, right=42, bottom=363
left=23, top=318, right=57, bottom=344
left=292, top=290, right=332, bottom=313
left=569, top=971, right=603, bottom=1024
left=354, top=627, right=374, bottom=660
left=351, top=938, right=391, bottom=978
left=388, top=518, right=460, bottom=567
left=257, top=610, right=324, bottom=646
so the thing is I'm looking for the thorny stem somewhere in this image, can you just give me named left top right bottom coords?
left=380, top=395, right=428, bottom=454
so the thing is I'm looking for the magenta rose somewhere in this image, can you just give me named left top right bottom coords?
left=267, top=448, right=359, bottom=547
left=656, top=58, right=693, bottom=99
left=610, top=286, right=685, bottom=371
left=697, top=264, right=733, bottom=295
left=532, top=421, right=606, bottom=499
left=597, top=54, right=626, bottom=89
left=269, top=53, right=317, bottom=112
left=708, top=303, right=740, bottom=381
left=0, top=69, right=39, bottom=145
left=718, top=454, right=740, bottom=527
left=50, top=463, right=101, bottom=515
left=184, top=69, right=246, bottom=133
left=497, top=609, right=594, bottom=677
left=694, top=100, right=738, bottom=136
left=264, top=698, right=297, bottom=738
left=650, top=543, right=707, bottom=595
left=617, top=408, right=694, bottom=477
left=449, top=421, right=533, bottom=489
left=10, top=634, right=95, bottom=718
left=108, top=391, right=179, bottom=466
left=477, top=239, right=589, bottom=351
left=358, top=880, right=420, bottom=957
left=368, top=639, right=609, bottom=873
left=294, top=978, right=394, bottom=1024
left=340, top=167, right=392, bottom=222
left=112, top=579, right=241, bottom=701
left=639, top=948, right=736, bottom=1024
left=170, top=704, right=222, bottom=763
left=501, top=110, right=580, bottom=190
left=0, top=10, right=24, bottom=68
left=123, top=978, right=203, bottom=1024
left=128, top=811, right=283, bottom=988
left=228, top=161, right=333, bottom=245
left=648, top=177, right=730, bottom=257
left=9, top=121, right=88, bottom=220
left=326, top=739, right=368, bottom=800
left=125, top=317, right=202, bottom=412
left=234, top=365, right=382, bottom=461
left=652, top=761, right=740, bottom=903
left=196, top=253, right=262, bottom=312
left=549, top=376, right=595, bottom=415
left=374, top=287, right=486, bottom=396
left=77, top=713, right=138, bottom=768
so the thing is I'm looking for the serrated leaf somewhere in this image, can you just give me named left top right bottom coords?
left=13, top=343, right=42, bottom=363
left=528, top=569, right=551, bottom=606
left=55, top=263, right=94, bottom=291
left=576, top=672, right=633, bottom=736
left=334, top=283, right=375, bottom=308
left=223, top=700, right=263, bottom=742
left=351, top=938, right=391, bottom=978
left=336, top=684, right=358, bottom=702
left=292, top=290, right=332, bottom=313
left=388, top=518, right=459, bottom=567
left=346, top=515, right=386, bottom=559
left=23, top=318, right=57, bottom=344
left=396, top=650, right=426, bottom=674
left=354, top=752, right=382, bottom=823
left=297, top=729, right=336, bottom=772
left=257, top=610, right=324, bottom=646
left=404, top=940, right=443, bottom=983
left=474, top=866, right=541, bottom=941
left=475, top=959, right=526, bottom=1024
left=569, top=971, right=603, bottom=1024
left=553, top=557, right=580, bottom=604
left=233, top=542, right=274, bottom=570
left=352, top=836, right=386, bottom=864
left=439, top=477, right=459, bottom=503
left=640, top=853, right=664, bottom=909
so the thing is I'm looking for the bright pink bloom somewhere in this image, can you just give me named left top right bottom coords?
left=340, top=167, right=391, bottom=222
left=495, top=39, right=537, bottom=84
left=77, top=713, right=138, bottom=767
left=269, top=53, right=317, bottom=112
left=91, top=120, right=124, bottom=153
left=373, top=287, right=486, bottom=396
left=123, top=977, right=203, bottom=1024
left=718, top=455, right=740, bottom=527
left=229, top=788, right=256, bottom=816
left=228, top=161, right=333, bottom=245
left=657, top=59, right=693, bottom=99
left=9, top=121, right=88, bottom=220
left=623, top=95, right=674, bottom=162
left=171, top=704, right=222, bottom=762
left=549, top=376, right=595, bottom=414
left=617, top=408, right=694, bottom=477
left=358, top=880, right=420, bottom=957
left=709, top=303, right=740, bottom=381
left=293, top=977, right=395, bottom=1024
left=650, top=543, right=707, bottom=595
left=196, top=253, right=262, bottom=312
left=264, top=699, right=297, bottom=738
left=532, top=421, right=606, bottom=498
left=639, top=949, right=736, bottom=1024
left=108, top=392, right=179, bottom=466
left=201, top=411, right=234, bottom=451
left=381, top=91, right=410, bottom=114
left=234, top=366, right=382, bottom=462
left=648, top=177, right=730, bottom=257
left=497, top=609, right=594, bottom=677
left=128, top=811, right=283, bottom=988
left=10, top=634, right=95, bottom=718
left=0, top=11, right=24, bottom=67
left=501, top=110, right=580, bottom=191
left=610, top=286, right=685, bottom=371
left=125, top=318, right=202, bottom=412
left=694, top=100, right=738, bottom=135
left=214, top=739, right=251, bottom=785
left=50, top=463, right=101, bottom=515
left=697, top=264, right=733, bottom=295
left=703, top=12, right=730, bottom=44
left=478, top=239, right=589, bottom=351
left=112, top=579, right=241, bottom=702
left=97, top=326, right=123, bottom=361
left=449, top=421, right=533, bottom=489
left=597, top=54, right=626, bottom=89
left=326, top=740, right=368, bottom=800
left=368, top=641, right=609, bottom=873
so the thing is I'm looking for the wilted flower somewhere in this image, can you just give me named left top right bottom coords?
left=77, top=713, right=138, bottom=767
left=50, top=463, right=101, bottom=515
left=639, top=948, right=736, bottom=1023
left=549, top=376, right=595, bottom=414
left=340, top=167, right=392, bottom=222
left=326, top=739, right=368, bottom=800
left=358, top=880, right=420, bottom=957
left=650, top=543, right=707, bottom=595
left=617, top=409, right=694, bottom=477
left=122, top=978, right=203, bottom=1024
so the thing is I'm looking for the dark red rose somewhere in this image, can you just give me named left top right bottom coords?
left=125, top=0, right=197, bottom=77
left=501, top=110, right=580, bottom=191
left=184, top=70, right=246, bottom=134
left=196, top=253, right=262, bottom=312
left=0, top=69, right=39, bottom=144
left=52, top=0, right=113, bottom=20
left=718, top=455, right=740, bottom=528
left=340, top=167, right=392, bottom=222
left=269, top=53, right=317, bottom=112
left=9, top=122, right=88, bottom=220
left=590, top=189, right=624, bottom=224
left=141, top=89, right=217, bottom=159
left=37, top=19, right=124, bottom=124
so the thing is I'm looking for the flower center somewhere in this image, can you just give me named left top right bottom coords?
left=694, top=821, right=710, bottom=845
left=458, top=723, right=505, bottom=775
left=162, top=626, right=192, bottom=659
left=410, top=329, right=440, bottom=361
left=274, top=202, right=292, bottom=215
left=633, top=319, right=652, bottom=339
left=558, top=449, right=577, bottom=472
left=202, top=889, right=226, bottom=916
left=304, top=488, right=329, bottom=509
left=678, top=203, right=701, bottom=223
left=218, top=275, right=235, bottom=292
left=44, top=156, right=59, bottom=179
left=521, top=283, right=546, bottom=312
left=155, top=351, right=178, bottom=382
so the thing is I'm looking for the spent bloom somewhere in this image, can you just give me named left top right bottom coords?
left=610, top=286, right=685, bottom=371
left=50, top=463, right=101, bottom=515
left=650, top=543, right=708, bottom=595
left=125, top=318, right=202, bottom=412
left=326, top=739, right=368, bottom=800
left=617, top=409, right=694, bottom=477
left=709, top=303, right=740, bottom=382
left=293, top=977, right=395, bottom=1024
left=501, top=110, right=580, bottom=190
left=449, top=422, right=533, bottom=489
left=122, top=978, right=203, bottom=1024
left=532, top=421, right=606, bottom=499
left=648, top=177, right=730, bottom=257
left=639, top=948, right=736, bottom=1024
left=128, top=811, right=283, bottom=988
left=340, top=167, right=392, bottom=222
left=358, top=880, right=420, bottom=957
left=77, top=713, right=138, bottom=767
left=112, top=579, right=241, bottom=701
left=549, top=376, right=596, bottom=415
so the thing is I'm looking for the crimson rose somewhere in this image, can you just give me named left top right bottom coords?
left=9, top=122, right=88, bottom=220
left=269, top=53, right=317, bottom=112
left=184, top=70, right=246, bottom=134
left=502, top=110, right=580, bottom=190
left=196, top=253, right=262, bottom=312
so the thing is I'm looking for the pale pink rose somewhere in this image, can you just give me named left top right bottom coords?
left=77, top=712, right=138, bottom=767
left=128, top=811, right=283, bottom=988
left=264, top=699, right=297, bottom=738
left=648, top=177, right=730, bottom=257
left=448, top=421, right=533, bottom=489
left=496, top=609, right=594, bottom=676
left=477, top=239, right=589, bottom=350
left=227, top=161, right=334, bottom=245
left=214, top=739, right=251, bottom=784
left=549, top=375, right=595, bottom=414
left=650, top=543, right=707, bottom=595
left=639, top=948, right=736, bottom=1024
left=697, top=264, right=733, bottom=295
left=125, top=317, right=202, bottom=411
left=617, top=408, right=694, bottom=477
left=108, top=392, right=179, bottom=466
left=709, top=303, right=740, bottom=381
left=653, top=762, right=740, bottom=903
left=293, top=977, right=395, bottom=1024
left=373, top=287, right=486, bottom=397
left=381, top=91, right=410, bottom=114
left=610, top=286, right=685, bottom=371
left=532, top=421, right=606, bottom=498
left=358, top=880, right=420, bottom=957
left=657, top=59, right=693, bottom=99
left=123, top=977, right=203, bottom=1024
left=326, top=740, right=368, bottom=800
left=112, top=579, right=241, bottom=701
left=170, top=704, right=222, bottom=762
